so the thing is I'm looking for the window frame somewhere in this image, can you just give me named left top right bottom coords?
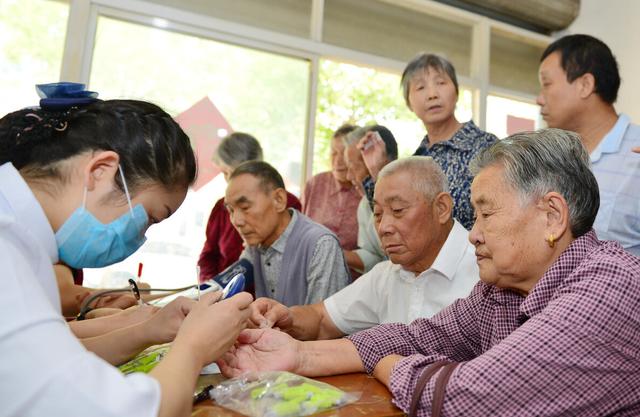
left=61, top=0, right=552, bottom=188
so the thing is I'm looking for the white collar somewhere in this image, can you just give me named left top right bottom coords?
left=0, top=163, right=58, bottom=263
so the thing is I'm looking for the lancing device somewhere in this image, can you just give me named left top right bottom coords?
left=220, top=273, right=245, bottom=300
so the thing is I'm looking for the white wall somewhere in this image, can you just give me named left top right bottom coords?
left=567, top=0, right=640, bottom=121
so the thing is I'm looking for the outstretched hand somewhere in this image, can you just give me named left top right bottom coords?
left=217, top=328, right=301, bottom=377
left=249, top=297, right=292, bottom=330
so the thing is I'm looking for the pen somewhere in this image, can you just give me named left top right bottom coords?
left=193, top=384, right=213, bottom=404
left=128, top=278, right=143, bottom=306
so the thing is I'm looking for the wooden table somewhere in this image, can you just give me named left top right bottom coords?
left=192, top=373, right=405, bottom=416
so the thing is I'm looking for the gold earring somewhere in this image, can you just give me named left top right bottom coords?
left=547, top=234, right=555, bottom=248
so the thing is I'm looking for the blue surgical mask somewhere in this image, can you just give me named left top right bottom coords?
left=55, top=165, right=148, bottom=268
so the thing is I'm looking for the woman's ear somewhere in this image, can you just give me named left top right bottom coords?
left=84, top=151, right=120, bottom=192
left=542, top=191, right=570, bottom=240
left=272, top=188, right=288, bottom=213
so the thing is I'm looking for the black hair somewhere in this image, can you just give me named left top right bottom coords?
left=370, top=125, right=398, bottom=161
left=540, top=34, right=620, bottom=104
left=0, top=99, right=196, bottom=194
left=229, top=160, right=285, bottom=194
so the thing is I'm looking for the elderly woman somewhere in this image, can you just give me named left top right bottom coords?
left=360, top=53, right=497, bottom=230
left=301, top=124, right=361, bottom=252
left=220, top=129, right=640, bottom=416
left=197, top=132, right=301, bottom=283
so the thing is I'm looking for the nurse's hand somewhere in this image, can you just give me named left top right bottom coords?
left=142, top=296, right=193, bottom=344
left=173, top=291, right=253, bottom=368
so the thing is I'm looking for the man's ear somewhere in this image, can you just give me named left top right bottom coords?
left=577, top=73, right=596, bottom=99
left=433, top=192, right=454, bottom=225
left=83, top=151, right=120, bottom=192
left=272, top=188, right=288, bottom=212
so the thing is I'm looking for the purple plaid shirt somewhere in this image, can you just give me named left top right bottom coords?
left=348, top=230, right=640, bottom=416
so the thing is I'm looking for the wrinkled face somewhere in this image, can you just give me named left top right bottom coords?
left=344, top=143, right=369, bottom=193
left=225, top=173, right=284, bottom=247
left=537, top=52, right=583, bottom=130
left=373, top=171, right=441, bottom=273
left=469, top=165, right=549, bottom=292
left=408, top=67, right=458, bottom=127
left=330, top=135, right=349, bottom=183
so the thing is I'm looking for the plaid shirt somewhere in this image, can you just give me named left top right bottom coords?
left=363, top=121, right=497, bottom=230
left=348, top=230, right=640, bottom=416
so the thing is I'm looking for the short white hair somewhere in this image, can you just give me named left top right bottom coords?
left=378, top=156, right=449, bottom=201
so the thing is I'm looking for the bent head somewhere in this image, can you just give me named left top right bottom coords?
left=0, top=99, right=196, bottom=267
left=401, top=53, right=459, bottom=127
left=373, top=156, right=453, bottom=274
left=225, top=161, right=289, bottom=247
left=469, top=128, right=599, bottom=295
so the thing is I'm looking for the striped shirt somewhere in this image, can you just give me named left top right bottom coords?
left=590, top=114, right=640, bottom=256
left=348, top=230, right=640, bottom=416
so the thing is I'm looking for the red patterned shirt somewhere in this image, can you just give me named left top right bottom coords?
left=302, top=171, right=360, bottom=250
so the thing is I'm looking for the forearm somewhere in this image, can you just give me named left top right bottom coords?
left=69, top=311, right=130, bottom=338
left=297, top=338, right=364, bottom=377
left=289, top=304, right=344, bottom=341
left=343, top=250, right=364, bottom=273
left=373, top=354, right=404, bottom=389
left=150, top=342, right=202, bottom=417
left=80, top=322, right=153, bottom=365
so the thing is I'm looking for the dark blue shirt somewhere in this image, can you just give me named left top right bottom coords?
left=363, top=121, right=497, bottom=230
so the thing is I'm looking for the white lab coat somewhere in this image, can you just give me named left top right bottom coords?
left=0, top=163, right=160, bottom=417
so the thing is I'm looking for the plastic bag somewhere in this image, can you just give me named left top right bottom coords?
left=118, top=344, right=170, bottom=374
left=211, top=371, right=361, bottom=417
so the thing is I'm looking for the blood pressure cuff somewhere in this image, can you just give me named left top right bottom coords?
left=211, top=258, right=254, bottom=297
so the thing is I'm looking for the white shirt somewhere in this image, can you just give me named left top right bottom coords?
left=0, top=163, right=160, bottom=417
left=353, top=196, right=386, bottom=273
left=324, top=220, right=479, bottom=334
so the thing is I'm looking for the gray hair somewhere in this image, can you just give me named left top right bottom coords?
left=469, top=128, right=599, bottom=237
left=378, top=156, right=449, bottom=202
left=343, top=125, right=398, bottom=161
left=214, top=132, right=263, bottom=167
left=401, top=53, right=459, bottom=108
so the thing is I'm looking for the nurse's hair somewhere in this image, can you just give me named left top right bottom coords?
left=0, top=100, right=197, bottom=194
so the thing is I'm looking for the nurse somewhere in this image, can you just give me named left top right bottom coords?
left=0, top=95, right=252, bottom=417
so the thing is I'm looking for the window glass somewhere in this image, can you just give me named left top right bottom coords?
left=313, top=59, right=474, bottom=174
left=84, top=16, right=309, bottom=289
left=486, top=94, right=542, bottom=139
left=0, top=0, right=68, bottom=117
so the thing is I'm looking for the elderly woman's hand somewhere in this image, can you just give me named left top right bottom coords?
left=357, top=131, right=388, bottom=180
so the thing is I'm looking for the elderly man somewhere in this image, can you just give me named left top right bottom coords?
left=538, top=34, right=640, bottom=256
left=343, top=125, right=397, bottom=274
left=250, top=156, right=478, bottom=340
left=226, top=161, right=349, bottom=306
left=220, top=129, right=640, bottom=416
